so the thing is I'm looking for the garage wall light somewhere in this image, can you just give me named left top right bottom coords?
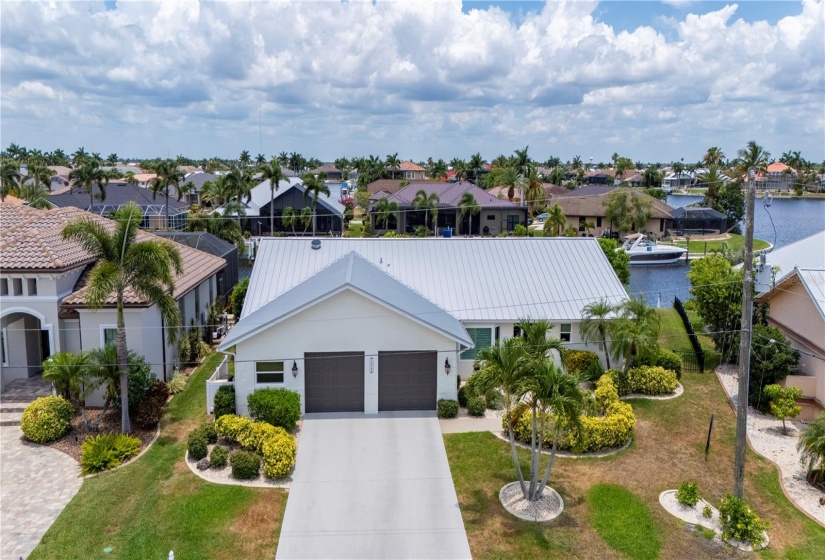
left=292, top=360, right=298, bottom=378
left=444, top=358, right=451, bottom=375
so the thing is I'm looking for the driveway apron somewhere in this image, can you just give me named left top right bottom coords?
left=276, top=411, right=471, bottom=559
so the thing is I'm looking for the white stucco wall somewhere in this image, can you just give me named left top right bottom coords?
left=231, top=288, right=460, bottom=416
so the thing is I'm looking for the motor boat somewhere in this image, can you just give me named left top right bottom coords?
left=620, top=233, right=687, bottom=265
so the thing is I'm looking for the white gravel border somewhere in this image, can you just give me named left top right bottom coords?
left=716, top=365, right=825, bottom=526
left=620, top=382, right=684, bottom=401
left=491, top=430, right=632, bottom=459
left=499, top=481, right=564, bottom=522
left=659, top=490, right=769, bottom=551
left=185, top=445, right=292, bottom=488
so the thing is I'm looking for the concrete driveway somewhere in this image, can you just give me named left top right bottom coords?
left=276, top=411, right=471, bottom=560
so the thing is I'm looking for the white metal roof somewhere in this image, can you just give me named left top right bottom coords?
left=240, top=238, right=628, bottom=324
left=798, top=269, right=825, bottom=322
left=218, top=251, right=472, bottom=350
left=753, top=230, right=825, bottom=293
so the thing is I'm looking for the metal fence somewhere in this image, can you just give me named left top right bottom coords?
left=673, top=297, right=705, bottom=372
left=206, top=355, right=233, bottom=414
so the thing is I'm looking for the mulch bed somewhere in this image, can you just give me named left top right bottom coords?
left=47, top=408, right=157, bottom=463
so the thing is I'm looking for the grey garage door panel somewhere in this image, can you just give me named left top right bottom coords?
left=305, top=352, right=365, bottom=413
left=378, top=351, right=437, bottom=411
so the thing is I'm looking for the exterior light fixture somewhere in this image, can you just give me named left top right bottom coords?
left=444, top=358, right=451, bottom=375
left=292, top=360, right=298, bottom=378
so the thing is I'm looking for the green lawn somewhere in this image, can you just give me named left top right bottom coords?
left=586, top=484, right=661, bottom=560
left=31, top=352, right=286, bottom=560
left=445, top=308, right=825, bottom=559
left=667, top=234, right=770, bottom=254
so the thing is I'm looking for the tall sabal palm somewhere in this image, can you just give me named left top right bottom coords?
left=458, top=192, right=480, bottom=236
left=149, top=160, right=185, bottom=229
left=7, top=143, right=28, bottom=161
left=543, top=204, right=566, bottom=237
left=374, top=197, right=399, bottom=230
left=302, top=172, right=330, bottom=236
left=385, top=153, right=400, bottom=179
left=282, top=206, right=312, bottom=235
left=239, top=150, right=251, bottom=169
left=61, top=202, right=182, bottom=433
left=736, top=140, right=770, bottom=182
left=69, top=159, right=109, bottom=209
left=703, top=147, right=725, bottom=167
left=697, top=165, right=725, bottom=207
left=580, top=300, right=615, bottom=370
left=500, top=167, right=519, bottom=202
left=255, top=153, right=267, bottom=166
left=412, top=189, right=439, bottom=236
left=468, top=152, right=485, bottom=183
left=524, top=169, right=545, bottom=213
left=513, top=145, right=532, bottom=175
left=450, top=158, right=467, bottom=181
left=259, top=158, right=285, bottom=235
left=27, top=160, right=54, bottom=191
left=51, top=149, right=69, bottom=167
left=1, top=159, right=21, bottom=201
left=473, top=338, right=529, bottom=496
left=71, top=147, right=88, bottom=168
left=224, top=167, right=253, bottom=228
left=277, top=151, right=289, bottom=167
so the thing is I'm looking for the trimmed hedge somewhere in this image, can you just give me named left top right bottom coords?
left=565, top=350, right=604, bottom=381
left=247, top=388, right=301, bottom=431
left=80, top=433, right=141, bottom=475
left=21, top=396, right=74, bottom=444
left=230, top=450, right=260, bottom=480
left=467, top=396, right=486, bottom=417
left=134, top=380, right=170, bottom=428
left=503, top=374, right=636, bottom=454
left=187, top=429, right=208, bottom=461
left=213, top=384, right=236, bottom=419
left=215, top=414, right=297, bottom=480
left=210, top=445, right=229, bottom=469
left=656, top=349, right=682, bottom=380
left=457, top=386, right=469, bottom=408
left=437, top=399, right=459, bottom=418
left=606, top=366, right=678, bottom=396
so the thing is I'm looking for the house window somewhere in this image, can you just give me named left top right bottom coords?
left=0, top=279, right=8, bottom=296
left=102, top=327, right=117, bottom=348
left=26, top=278, right=37, bottom=296
left=596, top=217, right=602, bottom=227
left=461, top=328, right=492, bottom=360
left=12, top=278, right=23, bottom=296
left=659, top=219, right=664, bottom=232
left=513, top=325, right=522, bottom=338
left=579, top=216, right=586, bottom=232
left=404, top=171, right=415, bottom=179
left=1, top=328, right=8, bottom=366
left=495, top=326, right=500, bottom=343
left=506, top=215, right=520, bottom=231
left=560, top=324, right=571, bottom=342
left=487, top=215, right=495, bottom=221
left=256, top=361, right=284, bottom=384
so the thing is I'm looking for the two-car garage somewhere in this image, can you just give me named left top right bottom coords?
left=304, top=351, right=437, bottom=413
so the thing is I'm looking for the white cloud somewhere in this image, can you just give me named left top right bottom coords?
left=0, top=0, right=822, bottom=163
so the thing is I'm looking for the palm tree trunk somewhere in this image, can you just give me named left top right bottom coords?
left=312, top=202, right=317, bottom=236
left=507, top=425, right=529, bottom=499
left=116, top=296, right=131, bottom=434
left=529, top=406, right=538, bottom=498
left=270, top=186, right=275, bottom=236
left=601, top=326, right=611, bottom=370
left=536, top=426, right=560, bottom=499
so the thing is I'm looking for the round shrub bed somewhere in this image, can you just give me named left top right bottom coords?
left=215, top=414, right=297, bottom=480
left=21, top=396, right=74, bottom=443
left=504, top=375, right=636, bottom=454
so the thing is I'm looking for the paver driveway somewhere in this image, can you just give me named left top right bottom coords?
left=276, top=411, right=471, bottom=559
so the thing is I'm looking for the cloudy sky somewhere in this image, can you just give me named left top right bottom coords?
left=1, top=1, right=823, bottom=164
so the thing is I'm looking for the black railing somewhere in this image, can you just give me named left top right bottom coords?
left=673, top=297, right=705, bottom=372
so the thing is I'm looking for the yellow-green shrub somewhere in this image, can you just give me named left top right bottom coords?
left=21, top=396, right=74, bottom=443
left=607, top=366, right=678, bottom=396
left=262, top=431, right=297, bottom=479
left=594, top=375, right=619, bottom=413
left=214, top=414, right=297, bottom=479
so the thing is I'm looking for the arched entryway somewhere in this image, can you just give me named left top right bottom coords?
left=1, top=308, right=53, bottom=392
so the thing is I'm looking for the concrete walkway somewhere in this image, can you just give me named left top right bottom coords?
left=276, top=412, right=471, bottom=560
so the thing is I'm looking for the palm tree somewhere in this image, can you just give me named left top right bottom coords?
left=736, top=141, right=770, bottom=183
left=255, top=153, right=266, bottom=166
left=88, top=344, right=121, bottom=430
left=468, top=152, right=485, bottom=183
left=259, top=158, right=285, bottom=235
left=7, top=143, right=28, bottom=161
left=277, top=151, right=289, bottom=167
left=696, top=165, right=725, bottom=207
left=513, top=145, right=532, bottom=175
left=1, top=159, right=21, bottom=201
left=385, top=153, right=400, bottom=179
left=224, top=167, right=253, bottom=228
left=703, top=147, right=725, bottom=167
left=580, top=300, right=615, bottom=370
left=458, top=192, right=480, bottom=236
left=239, top=150, right=251, bottom=169
left=27, top=160, right=55, bottom=191
left=149, top=160, right=185, bottom=230
left=798, top=413, right=825, bottom=484
left=412, top=189, right=439, bottom=236
left=19, top=182, right=51, bottom=206
left=51, top=148, right=69, bottom=167
left=473, top=338, right=529, bottom=496
left=71, top=147, right=88, bottom=168
left=69, top=159, right=109, bottom=209
left=201, top=175, right=233, bottom=207
left=500, top=167, right=520, bottom=202
left=124, top=171, right=138, bottom=185
left=524, top=169, right=545, bottom=213
left=282, top=206, right=312, bottom=235
left=374, top=197, right=399, bottom=231
left=302, top=172, right=330, bottom=236
left=42, top=351, right=98, bottom=429
left=430, top=159, right=448, bottom=181
left=543, top=204, right=566, bottom=237
left=185, top=207, right=244, bottom=249
left=61, top=202, right=182, bottom=433
left=610, top=295, right=660, bottom=371
left=450, top=158, right=467, bottom=181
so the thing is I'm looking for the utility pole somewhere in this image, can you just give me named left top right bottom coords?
left=733, top=169, right=757, bottom=498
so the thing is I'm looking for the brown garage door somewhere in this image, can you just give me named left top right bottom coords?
left=305, top=352, right=365, bottom=413
left=378, top=351, right=437, bottom=411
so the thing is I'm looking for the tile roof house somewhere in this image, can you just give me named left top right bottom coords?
left=308, top=163, right=346, bottom=181
left=369, top=181, right=527, bottom=236
left=217, top=237, right=628, bottom=415
left=367, top=179, right=418, bottom=196
left=755, top=163, right=797, bottom=191
left=48, top=180, right=189, bottom=230
left=181, top=172, right=218, bottom=204
left=385, top=161, right=426, bottom=181
left=0, top=204, right=226, bottom=392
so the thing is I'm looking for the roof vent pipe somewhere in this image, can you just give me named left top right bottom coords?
left=311, top=239, right=321, bottom=250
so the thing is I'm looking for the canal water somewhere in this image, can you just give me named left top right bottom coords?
left=629, top=195, right=825, bottom=305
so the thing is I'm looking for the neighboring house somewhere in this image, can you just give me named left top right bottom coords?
left=49, top=181, right=189, bottom=230
left=386, top=161, right=426, bottom=181
left=623, top=173, right=644, bottom=187
left=583, top=171, right=613, bottom=185
left=309, top=163, right=345, bottom=181
left=671, top=207, right=728, bottom=235
left=0, top=205, right=226, bottom=392
left=756, top=163, right=797, bottom=192
left=754, top=268, right=825, bottom=413
left=752, top=230, right=825, bottom=294
left=215, top=177, right=345, bottom=236
left=663, top=171, right=695, bottom=190
left=181, top=171, right=218, bottom=205
left=551, top=186, right=675, bottom=239
left=370, top=181, right=527, bottom=235
left=217, top=237, right=627, bottom=415
left=154, top=232, right=239, bottom=298
left=132, top=173, right=158, bottom=188
left=367, top=179, right=415, bottom=196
